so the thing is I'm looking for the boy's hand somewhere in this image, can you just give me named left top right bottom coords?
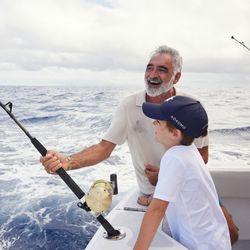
left=144, top=164, right=159, bottom=186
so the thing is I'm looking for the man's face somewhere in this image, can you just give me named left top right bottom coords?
left=144, top=53, right=176, bottom=97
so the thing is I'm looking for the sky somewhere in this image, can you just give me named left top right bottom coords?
left=0, top=0, right=250, bottom=86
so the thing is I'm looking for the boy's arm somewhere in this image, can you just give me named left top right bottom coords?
left=133, top=198, right=169, bottom=250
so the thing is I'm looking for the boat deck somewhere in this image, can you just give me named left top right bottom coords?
left=86, top=189, right=187, bottom=249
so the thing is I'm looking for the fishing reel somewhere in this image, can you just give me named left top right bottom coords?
left=77, top=174, right=118, bottom=213
left=77, top=174, right=125, bottom=240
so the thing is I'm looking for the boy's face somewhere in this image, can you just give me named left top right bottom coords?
left=153, top=120, right=181, bottom=149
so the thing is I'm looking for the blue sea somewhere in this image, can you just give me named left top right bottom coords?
left=0, top=80, right=249, bottom=249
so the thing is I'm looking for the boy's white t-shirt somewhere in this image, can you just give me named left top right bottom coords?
left=154, top=144, right=231, bottom=250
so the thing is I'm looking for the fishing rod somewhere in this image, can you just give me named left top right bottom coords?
left=231, top=36, right=250, bottom=51
left=0, top=100, right=123, bottom=239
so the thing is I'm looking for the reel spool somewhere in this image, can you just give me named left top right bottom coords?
left=85, top=174, right=118, bottom=213
left=85, top=180, right=113, bottom=213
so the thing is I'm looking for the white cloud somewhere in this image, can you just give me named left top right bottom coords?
left=0, top=0, right=249, bottom=85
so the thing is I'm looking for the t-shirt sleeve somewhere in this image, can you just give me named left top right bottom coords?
left=102, top=100, right=128, bottom=145
left=193, top=134, right=209, bottom=148
left=154, top=155, right=185, bottom=202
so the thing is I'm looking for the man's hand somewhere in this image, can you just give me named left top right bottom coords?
left=40, top=150, right=68, bottom=174
left=144, top=164, right=159, bottom=186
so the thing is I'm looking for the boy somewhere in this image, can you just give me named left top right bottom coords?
left=134, top=96, right=231, bottom=250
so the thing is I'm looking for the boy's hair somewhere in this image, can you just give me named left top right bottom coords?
left=166, top=121, right=208, bottom=146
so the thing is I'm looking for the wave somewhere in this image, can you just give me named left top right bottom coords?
left=0, top=195, right=97, bottom=250
left=20, top=115, right=62, bottom=124
left=40, top=105, right=64, bottom=112
left=210, top=126, right=250, bottom=139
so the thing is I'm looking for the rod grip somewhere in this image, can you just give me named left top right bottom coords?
left=31, top=137, right=85, bottom=199
left=56, top=168, right=85, bottom=199
left=31, top=137, right=47, bottom=156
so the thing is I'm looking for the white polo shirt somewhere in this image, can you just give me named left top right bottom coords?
left=103, top=90, right=209, bottom=194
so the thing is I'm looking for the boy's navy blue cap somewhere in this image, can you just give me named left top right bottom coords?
left=142, top=96, right=208, bottom=138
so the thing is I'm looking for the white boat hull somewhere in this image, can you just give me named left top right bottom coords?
left=210, top=167, right=250, bottom=250
left=86, top=189, right=187, bottom=250
left=86, top=166, right=250, bottom=250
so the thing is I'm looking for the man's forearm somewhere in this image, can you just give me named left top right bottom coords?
left=198, top=146, right=208, bottom=164
left=68, top=140, right=116, bottom=170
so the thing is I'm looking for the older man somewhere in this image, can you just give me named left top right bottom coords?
left=41, top=45, right=238, bottom=244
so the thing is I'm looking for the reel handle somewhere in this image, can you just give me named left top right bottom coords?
left=110, top=174, right=118, bottom=195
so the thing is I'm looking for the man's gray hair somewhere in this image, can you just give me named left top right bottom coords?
left=151, top=45, right=183, bottom=73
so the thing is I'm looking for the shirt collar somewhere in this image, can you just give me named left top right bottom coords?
left=136, top=90, right=146, bottom=107
left=136, top=88, right=178, bottom=107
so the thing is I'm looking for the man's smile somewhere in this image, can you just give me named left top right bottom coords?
left=146, top=78, right=162, bottom=86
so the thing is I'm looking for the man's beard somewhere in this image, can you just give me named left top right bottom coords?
left=145, top=75, right=175, bottom=97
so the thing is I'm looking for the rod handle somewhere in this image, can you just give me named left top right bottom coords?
left=31, top=137, right=85, bottom=199
left=56, top=168, right=85, bottom=199
left=31, top=137, right=47, bottom=156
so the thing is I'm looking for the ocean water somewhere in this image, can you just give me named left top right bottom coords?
left=0, top=82, right=249, bottom=249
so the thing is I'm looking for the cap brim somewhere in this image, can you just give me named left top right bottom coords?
left=142, top=102, right=166, bottom=120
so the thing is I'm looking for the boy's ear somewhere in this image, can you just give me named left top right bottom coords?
left=171, top=128, right=182, bottom=140
left=171, top=128, right=178, bottom=136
